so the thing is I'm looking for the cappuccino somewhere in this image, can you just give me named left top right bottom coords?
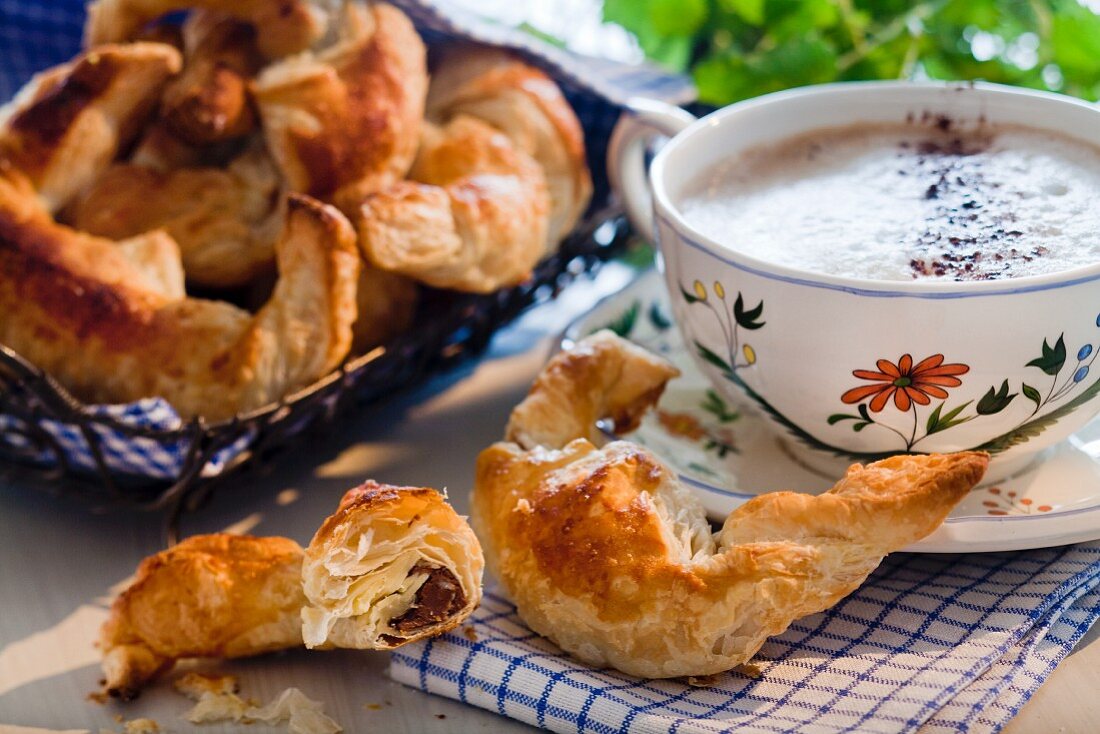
left=678, top=120, right=1100, bottom=281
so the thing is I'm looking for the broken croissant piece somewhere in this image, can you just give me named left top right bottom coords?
left=100, top=482, right=483, bottom=697
left=473, top=331, right=989, bottom=678
left=100, top=534, right=306, bottom=700
left=302, top=481, right=484, bottom=650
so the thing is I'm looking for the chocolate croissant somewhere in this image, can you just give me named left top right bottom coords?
left=100, top=482, right=482, bottom=697
left=473, top=331, right=988, bottom=678
left=301, top=481, right=484, bottom=650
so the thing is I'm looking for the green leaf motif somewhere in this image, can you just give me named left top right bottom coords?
left=733, top=293, right=766, bottom=330
left=695, top=342, right=734, bottom=374
left=680, top=285, right=701, bottom=304
left=1027, top=334, right=1067, bottom=376
left=702, top=389, right=740, bottom=423
left=1022, top=383, right=1042, bottom=409
left=976, top=380, right=1017, bottom=415
left=977, top=373, right=1100, bottom=454
left=857, top=403, right=871, bottom=422
left=827, top=413, right=861, bottom=425
left=852, top=421, right=870, bottom=432
left=926, top=400, right=974, bottom=435
left=599, top=301, right=639, bottom=338
left=647, top=303, right=672, bottom=331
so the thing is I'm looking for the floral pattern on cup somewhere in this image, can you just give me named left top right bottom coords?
left=679, top=276, right=1100, bottom=461
left=981, top=486, right=1054, bottom=516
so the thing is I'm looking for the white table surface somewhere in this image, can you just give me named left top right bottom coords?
left=0, top=263, right=1097, bottom=734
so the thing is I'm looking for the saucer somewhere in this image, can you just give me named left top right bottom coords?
left=561, top=268, right=1100, bottom=552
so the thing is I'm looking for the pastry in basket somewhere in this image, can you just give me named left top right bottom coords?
left=0, top=171, right=359, bottom=420
left=65, top=141, right=283, bottom=288
left=84, top=0, right=331, bottom=60
left=355, top=47, right=592, bottom=292
left=252, top=1, right=427, bottom=212
left=100, top=481, right=483, bottom=698
left=472, top=331, right=989, bottom=678
left=427, top=46, right=592, bottom=250
left=0, top=42, right=181, bottom=212
left=357, top=114, right=550, bottom=293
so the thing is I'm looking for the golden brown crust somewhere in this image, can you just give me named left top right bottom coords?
left=301, top=480, right=484, bottom=650
left=84, top=0, right=329, bottom=59
left=65, top=143, right=282, bottom=288
left=100, top=534, right=306, bottom=699
left=159, top=11, right=262, bottom=145
left=427, top=46, right=592, bottom=249
left=0, top=167, right=359, bottom=420
left=0, top=43, right=181, bottom=211
left=505, top=329, right=680, bottom=450
left=473, top=333, right=988, bottom=678
left=252, top=3, right=427, bottom=210
left=356, top=115, right=550, bottom=293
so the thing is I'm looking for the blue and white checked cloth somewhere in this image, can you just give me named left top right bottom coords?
left=391, top=542, right=1100, bottom=733
left=0, top=0, right=692, bottom=485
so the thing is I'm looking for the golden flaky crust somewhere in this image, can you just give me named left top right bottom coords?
left=252, top=3, right=427, bottom=211
left=66, top=143, right=282, bottom=288
left=100, top=534, right=306, bottom=699
left=427, top=46, right=592, bottom=250
left=84, top=0, right=329, bottom=59
left=101, top=482, right=484, bottom=696
left=0, top=171, right=359, bottom=421
left=506, top=330, right=680, bottom=450
left=473, top=332, right=989, bottom=678
left=302, top=481, right=484, bottom=650
left=356, top=115, right=550, bottom=293
left=0, top=43, right=180, bottom=212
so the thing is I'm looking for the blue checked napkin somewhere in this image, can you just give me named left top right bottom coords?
left=390, top=542, right=1100, bottom=733
left=0, top=0, right=691, bottom=484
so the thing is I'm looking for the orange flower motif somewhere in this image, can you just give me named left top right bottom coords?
left=841, top=354, right=969, bottom=413
left=657, top=410, right=707, bottom=440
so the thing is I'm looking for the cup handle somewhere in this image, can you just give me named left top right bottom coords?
left=607, top=97, right=697, bottom=243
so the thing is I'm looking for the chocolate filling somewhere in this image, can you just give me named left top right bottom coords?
left=389, top=563, right=466, bottom=633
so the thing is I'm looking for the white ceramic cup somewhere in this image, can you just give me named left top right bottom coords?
left=608, top=81, right=1100, bottom=483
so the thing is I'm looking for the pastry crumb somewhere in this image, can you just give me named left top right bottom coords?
left=87, top=690, right=109, bottom=704
left=435, top=714, right=446, bottom=719
left=180, top=683, right=341, bottom=733
left=364, top=703, right=383, bottom=710
left=175, top=672, right=240, bottom=700
left=685, top=674, right=722, bottom=687
left=463, top=626, right=478, bottom=642
left=734, top=663, right=763, bottom=679
left=124, top=718, right=160, bottom=733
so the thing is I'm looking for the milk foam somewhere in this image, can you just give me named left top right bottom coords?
left=678, top=122, right=1100, bottom=281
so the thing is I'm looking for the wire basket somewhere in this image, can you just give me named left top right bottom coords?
left=0, top=208, right=633, bottom=516
left=0, top=0, right=694, bottom=519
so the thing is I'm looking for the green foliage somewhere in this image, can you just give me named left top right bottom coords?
left=602, top=0, right=1100, bottom=105
left=1027, top=334, right=1067, bottom=376
left=976, top=380, right=1017, bottom=415
left=926, top=400, right=973, bottom=434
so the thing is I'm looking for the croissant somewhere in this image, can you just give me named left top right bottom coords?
left=252, top=2, right=427, bottom=211
left=0, top=166, right=359, bottom=420
left=100, top=482, right=483, bottom=697
left=0, top=42, right=180, bottom=212
left=427, top=46, right=592, bottom=250
left=84, top=0, right=330, bottom=60
left=66, top=142, right=282, bottom=288
left=158, top=10, right=262, bottom=146
left=100, top=534, right=306, bottom=700
left=473, top=332, right=988, bottom=678
left=356, top=115, right=550, bottom=293
left=301, top=481, right=484, bottom=650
